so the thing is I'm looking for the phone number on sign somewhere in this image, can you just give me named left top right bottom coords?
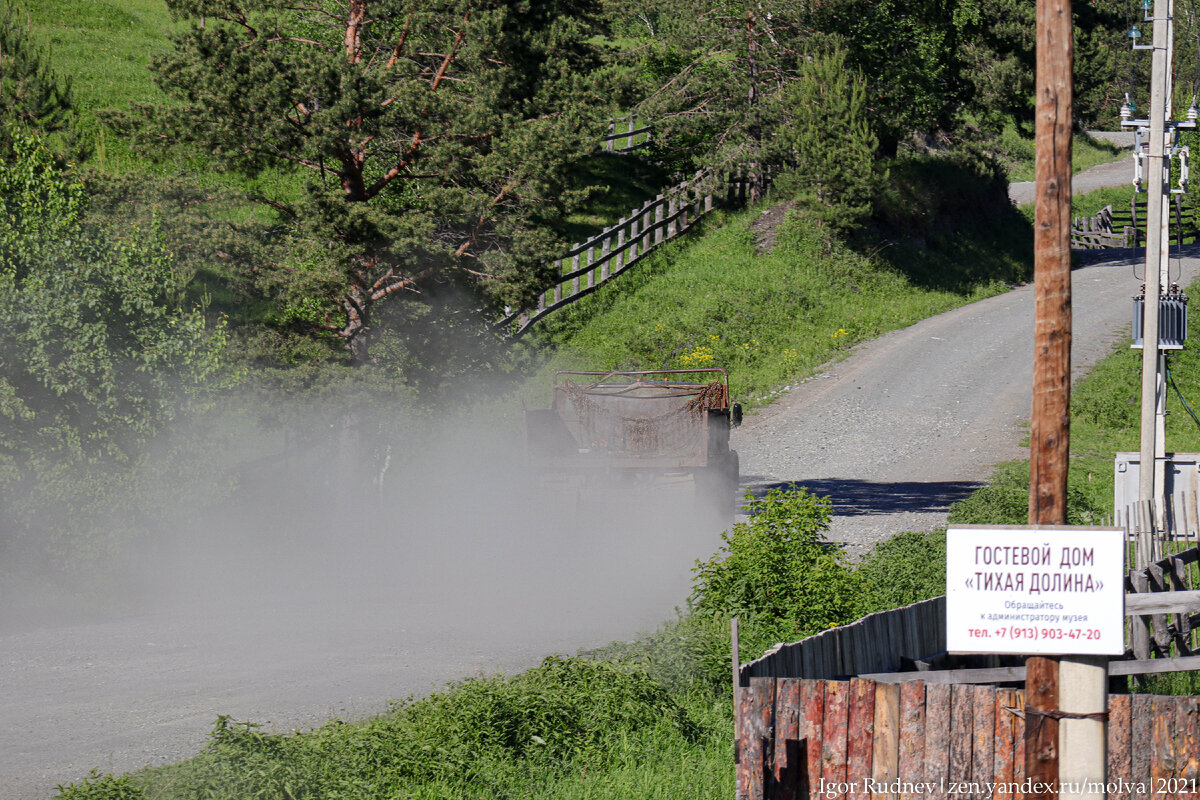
left=964, top=626, right=1102, bottom=641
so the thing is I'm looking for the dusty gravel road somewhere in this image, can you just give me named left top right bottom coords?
left=1, top=150, right=1159, bottom=799
left=733, top=250, right=1200, bottom=554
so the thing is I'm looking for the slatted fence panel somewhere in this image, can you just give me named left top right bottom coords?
left=741, top=597, right=946, bottom=682
left=737, top=678, right=1200, bottom=800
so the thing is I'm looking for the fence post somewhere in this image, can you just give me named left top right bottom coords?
left=553, top=259, right=563, bottom=304
left=615, top=218, right=627, bottom=272
left=600, top=237, right=611, bottom=282
left=571, top=251, right=580, bottom=297
left=654, top=195, right=665, bottom=245
left=629, top=213, right=640, bottom=262
left=586, top=244, right=595, bottom=288
left=667, top=197, right=678, bottom=239
left=605, top=117, right=615, bottom=152
left=639, top=199, right=653, bottom=255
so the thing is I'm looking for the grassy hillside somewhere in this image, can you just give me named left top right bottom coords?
left=519, top=155, right=1033, bottom=410
left=22, top=0, right=176, bottom=170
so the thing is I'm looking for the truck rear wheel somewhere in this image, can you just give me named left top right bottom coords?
left=695, top=450, right=740, bottom=518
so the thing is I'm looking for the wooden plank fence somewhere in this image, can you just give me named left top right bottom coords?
left=1072, top=197, right=1198, bottom=250
left=737, top=678, right=1200, bottom=800
left=1071, top=204, right=1136, bottom=249
left=1113, top=494, right=1200, bottom=660
left=496, top=170, right=749, bottom=335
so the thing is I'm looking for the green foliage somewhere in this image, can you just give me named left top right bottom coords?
left=946, top=461, right=1108, bottom=527
left=1132, top=670, right=1200, bottom=696
left=0, top=131, right=227, bottom=570
left=56, top=771, right=144, bottom=800
left=112, top=0, right=615, bottom=361
left=690, top=486, right=866, bottom=642
left=0, top=3, right=80, bottom=153
left=856, top=530, right=947, bottom=613
left=769, top=48, right=882, bottom=234
left=0, top=125, right=85, bottom=277
left=586, top=611, right=741, bottom=699
left=614, top=0, right=812, bottom=192
left=80, top=656, right=702, bottom=800
left=957, top=0, right=1127, bottom=133
left=809, top=0, right=970, bottom=153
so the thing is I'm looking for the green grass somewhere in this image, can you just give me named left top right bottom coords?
left=23, top=0, right=173, bottom=114
left=1001, top=128, right=1127, bottom=183
left=522, top=187, right=1030, bottom=410
left=57, top=655, right=734, bottom=800
left=21, top=0, right=178, bottom=172
left=1071, top=184, right=1138, bottom=220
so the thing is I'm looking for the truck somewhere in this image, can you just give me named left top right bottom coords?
left=523, top=369, right=742, bottom=514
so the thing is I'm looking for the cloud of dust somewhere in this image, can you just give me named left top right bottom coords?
left=4, top=388, right=731, bottom=659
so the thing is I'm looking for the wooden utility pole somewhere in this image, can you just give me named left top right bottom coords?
left=1028, top=0, right=1073, bottom=531
left=1027, top=0, right=1075, bottom=797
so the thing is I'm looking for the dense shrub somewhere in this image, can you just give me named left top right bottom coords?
left=88, top=656, right=700, bottom=800
left=690, top=486, right=867, bottom=645
left=856, top=529, right=947, bottom=612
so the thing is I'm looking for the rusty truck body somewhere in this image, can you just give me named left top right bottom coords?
left=524, top=369, right=741, bottom=513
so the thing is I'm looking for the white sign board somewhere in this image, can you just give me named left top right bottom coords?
left=946, top=526, right=1125, bottom=656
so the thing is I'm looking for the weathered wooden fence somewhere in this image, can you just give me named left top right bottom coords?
left=601, top=114, right=651, bottom=153
left=737, top=678, right=1200, bottom=800
left=1072, top=197, right=1198, bottom=250
left=496, top=171, right=748, bottom=335
left=1071, top=204, right=1136, bottom=249
left=740, top=598, right=947, bottom=682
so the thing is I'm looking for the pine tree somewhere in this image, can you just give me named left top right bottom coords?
left=114, top=0, right=613, bottom=361
left=0, top=4, right=77, bottom=149
left=768, top=48, right=881, bottom=234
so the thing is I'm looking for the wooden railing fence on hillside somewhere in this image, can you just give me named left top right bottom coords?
left=601, top=114, right=652, bottom=153
left=736, top=677, right=1199, bottom=800
left=496, top=171, right=750, bottom=335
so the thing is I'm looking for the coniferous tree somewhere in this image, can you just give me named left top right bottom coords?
left=768, top=48, right=882, bottom=234
left=0, top=4, right=78, bottom=152
left=113, top=0, right=613, bottom=362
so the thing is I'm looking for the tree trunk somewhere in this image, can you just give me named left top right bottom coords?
left=341, top=291, right=371, bottom=363
left=746, top=10, right=763, bottom=203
